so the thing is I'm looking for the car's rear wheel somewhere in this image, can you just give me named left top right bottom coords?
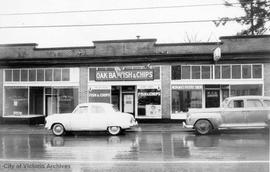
left=52, top=123, right=65, bottom=136
left=107, top=126, right=121, bottom=135
left=195, top=119, right=213, bottom=135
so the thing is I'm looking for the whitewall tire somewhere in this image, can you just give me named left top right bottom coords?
left=52, top=123, right=65, bottom=136
left=107, top=126, right=121, bottom=135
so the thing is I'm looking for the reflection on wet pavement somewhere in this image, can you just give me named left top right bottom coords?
left=0, top=129, right=268, bottom=162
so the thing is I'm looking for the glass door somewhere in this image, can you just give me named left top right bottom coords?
left=45, top=88, right=58, bottom=116
left=205, top=89, right=220, bottom=108
left=122, top=93, right=135, bottom=116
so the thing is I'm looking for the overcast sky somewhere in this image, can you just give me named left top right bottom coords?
left=0, top=0, right=266, bottom=47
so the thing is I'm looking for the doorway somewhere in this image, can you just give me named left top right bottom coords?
left=122, top=93, right=135, bottom=116
left=111, top=85, right=136, bottom=116
left=205, top=89, right=220, bottom=108
left=46, top=95, right=58, bottom=116
left=29, top=87, right=44, bottom=115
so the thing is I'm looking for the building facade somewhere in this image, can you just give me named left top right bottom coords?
left=0, top=35, right=269, bottom=124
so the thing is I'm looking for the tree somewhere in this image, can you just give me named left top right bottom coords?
left=215, top=0, right=270, bottom=35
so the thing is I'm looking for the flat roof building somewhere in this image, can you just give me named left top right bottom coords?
left=0, top=35, right=269, bottom=124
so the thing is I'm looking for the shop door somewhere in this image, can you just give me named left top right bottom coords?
left=205, top=90, right=220, bottom=108
left=46, top=95, right=58, bottom=116
left=122, top=93, right=135, bottom=116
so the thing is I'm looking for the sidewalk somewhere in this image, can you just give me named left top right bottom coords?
left=0, top=123, right=191, bottom=134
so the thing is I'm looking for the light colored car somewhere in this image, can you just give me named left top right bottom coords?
left=183, top=96, right=270, bottom=135
left=45, top=103, right=138, bottom=136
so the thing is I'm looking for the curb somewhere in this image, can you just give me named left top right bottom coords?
left=0, top=124, right=191, bottom=134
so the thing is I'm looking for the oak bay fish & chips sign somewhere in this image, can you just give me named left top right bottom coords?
left=95, top=69, right=154, bottom=81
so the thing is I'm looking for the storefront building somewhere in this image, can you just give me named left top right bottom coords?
left=0, top=35, right=269, bottom=123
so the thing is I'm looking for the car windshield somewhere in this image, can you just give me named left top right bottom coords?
left=73, top=106, right=88, bottom=114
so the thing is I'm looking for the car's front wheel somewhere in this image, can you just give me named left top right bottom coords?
left=52, top=123, right=65, bottom=136
left=194, top=119, right=213, bottom=135
left=107, top=126, right=121, bottom=135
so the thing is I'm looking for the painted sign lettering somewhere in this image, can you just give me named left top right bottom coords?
left=95, top=69, right=154, bottom=81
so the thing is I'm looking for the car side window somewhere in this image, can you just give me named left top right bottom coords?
left=228, top=100, right=244, bottom=108
left=263, top=100, right=270, bottom=107
left=73, top=106, right=88, bottom=114
left=246, top=99, right=263, bottom=108
left=89, top=105, right=106, bottom=114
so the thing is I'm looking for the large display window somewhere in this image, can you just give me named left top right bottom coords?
left=46, top=87, right=79, bottom=115
left=137, top=86, right=161, bottom=117
left=230, top=84, right=262, bottom=96
left=4, top=87, right=78, bottom=116
left=172, top=85, right=202, bottom=113
left=5, top=87, right=28, bottom=116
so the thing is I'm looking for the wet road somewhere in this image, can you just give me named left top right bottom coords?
left=0, top=129, right=269, bottom=172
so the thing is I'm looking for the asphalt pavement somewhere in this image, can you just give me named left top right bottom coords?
left=0, top=123, right=191, bottom=134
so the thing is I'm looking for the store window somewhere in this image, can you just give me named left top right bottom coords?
left=171, top=65, right=181, bottom=80
left=230, top=84, right=262, bottom=96
left=45, top=69, right=53, bottom=81
left=242, top=65, right=251, bottom=79
left=62, top=69, right=70, bottom=81
left=222, top=65, right=230, bottom=79
left=21, top=70, right=28, bottom=81
left=138, top=89, right=161, bottom=117
left=214, top=66, right=221, bottom=79
left=172, top=89, right=202, bottom=113
left=232, top=65, right=241, bottom=79
left=37, top=69, right=44, bottom=81
left=13, top=70, right=20, bottom=81
left=253, top=65, right=262, bottom=78
left=5, top=87, right=28, bottom=116
left=58, top=88, right=79, bottom=113
left=5, top=68, right=71, bottom=82
left=5, top=70, right=12, bottom=81
left=192, top=66, right=200, bottom=79
left=182, top=66, right=190, bottom=79
left=202, top=66, right=212, bottom=79
left=53, top=69, right=61, bottom=81
left=29, top=69, right=36, bottom=81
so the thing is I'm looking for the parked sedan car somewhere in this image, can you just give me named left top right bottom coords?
left=45, top=103, right=138, bottom=136
left=183, top=96, right=270, bottom=135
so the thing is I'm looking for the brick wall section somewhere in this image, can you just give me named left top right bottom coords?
left=161, top=65, right=171, bottom=119
left=0, top=69, right=3, bottom=117
left=79, top=67, right=88, bottom=104
left=264, top=63, right=270, bottom=96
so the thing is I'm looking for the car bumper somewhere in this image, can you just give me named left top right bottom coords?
left=131, top=121, right=138, bottom=127
left=44, top=122, right=52, bottom=130
left=182, top=121, right=194, bottom=129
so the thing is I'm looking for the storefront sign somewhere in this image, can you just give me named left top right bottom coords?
left=206, top=90, right=219, bottom=98
left=137, top=84, right=160, bottom=90
left=213, top=47, right=221, bottom=61
left=138, top=92, right=161, bottom=97
left=88, top=86, right=111, bottom=103
left=95, top=69, right=154, bottom=81
left=172, top=85, right=202, bottom=90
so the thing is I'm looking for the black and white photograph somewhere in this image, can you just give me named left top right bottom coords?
left=0, top=0, right=269, bottom=171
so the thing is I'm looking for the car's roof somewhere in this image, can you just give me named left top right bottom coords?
left=227, top=96, right=270, bottom=100
left=78, top=102, right=113, bottom=107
